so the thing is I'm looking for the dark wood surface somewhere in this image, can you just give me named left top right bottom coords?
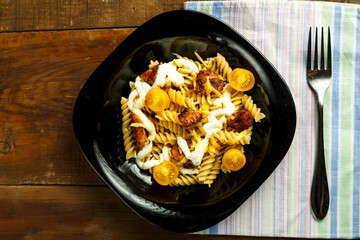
left=0, top=0, right=358, bottom=239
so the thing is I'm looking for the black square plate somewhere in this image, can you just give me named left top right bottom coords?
left=73, top=10, right=296, bottom=233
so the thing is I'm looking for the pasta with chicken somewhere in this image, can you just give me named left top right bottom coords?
left=120, top=52, right=265, bottom=187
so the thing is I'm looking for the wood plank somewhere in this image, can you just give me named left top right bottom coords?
left=0, top=28, right=134, bottom=185
left=1, top=0, right=359, bottom=32
left=0, top=0, right=192, bottom=32
left=0, top=185, right=289, bottom=240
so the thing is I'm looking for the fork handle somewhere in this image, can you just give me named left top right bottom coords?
left=310, top=100, right=330, bottom=220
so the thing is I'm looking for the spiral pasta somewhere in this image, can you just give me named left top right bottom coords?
left=121, top=98, right=137, bottom=159
left=170, top=173, right=199, bottom=186
left=205, top=53, right=232, bottom=80
left=156, top=120, right=188, bottom=139
left=154, top=132, right=177, bottom=145
left=230, top=88, right=244, bottom=110
left=207, top=136, right=223, bottom=156
left=241, top=94, right=266, bottom=122
left=213, top=126, right=253, bottom=145
left=167, top=88, right=197, bottom=109
left=187, top=90, right=215, bottom=107
left=197, top=155, right=222, bottom=186
left=120, top=52, right=266, bottom=187
left=155, top=110, right=183, bottom=125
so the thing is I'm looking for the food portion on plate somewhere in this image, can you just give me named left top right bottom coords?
left=120, top=52, right=266, bottom=187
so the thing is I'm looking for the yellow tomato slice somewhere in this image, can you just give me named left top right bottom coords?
left=153, top=161, right=179, bottom=186
left=145, top=88, right=170, bottom=112
left=222, top=149, right=246, bottom=171
left=228, top=68, right=255, bottom=92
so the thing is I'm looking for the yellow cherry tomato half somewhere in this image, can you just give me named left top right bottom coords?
left=153, top=161, right=179, bottom=186
left=228, top=68, right=255, bottom=92
left=222, top=148, right=246, bottom=171
left=145, top=88, right=170, bottom=112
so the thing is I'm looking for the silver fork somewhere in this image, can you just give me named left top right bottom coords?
left=307, top=27, right=331, bottom=220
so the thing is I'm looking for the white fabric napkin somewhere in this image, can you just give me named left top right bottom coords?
left=185, top=0, right=360, bottom=238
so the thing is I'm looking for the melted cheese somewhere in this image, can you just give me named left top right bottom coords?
left=180, top=166, right=199, bottom=175
left=153, top=62, right=184, bottom=87
left=135, top=142, right=153, bottom=168
left=136, top=145, right=170, bottom=170
left=175, top=58, right=199, bottom=74
left=133, top=77, right=151, bottom=109
left=159, top=145, right=170, bottom=162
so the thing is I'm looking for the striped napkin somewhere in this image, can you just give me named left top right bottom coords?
left=185, top=0, right=360, bottom=238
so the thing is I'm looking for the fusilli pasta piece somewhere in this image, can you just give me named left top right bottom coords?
left=197, top=155, right=221, bottom=187
left=187, top=89, right=215, bottom=107
left=241, top=94, right=266, bottom=122
left=167, top=88, right=197, bottom=109
left=167, top=102, right=184, bottom=112
left=213, top=126, right=253, bottom=145
left=154, top=132, right=177, bottom=145
left=120, top=97, right=136, bottom=159
left=231, top=90, right=244, bottom=110
left=156, top=120, right=188, bottom=139
left=205, top=53, right=232, bottom=80
left=155, top=110, right=183, bottom=125
left=170, top=173, right=198, bottom=186
left=207, top=136, right=224, bottom=156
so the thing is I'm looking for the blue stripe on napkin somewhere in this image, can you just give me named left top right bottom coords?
left=353, top=8, right=360, bottom=237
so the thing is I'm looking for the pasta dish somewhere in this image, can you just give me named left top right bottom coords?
left=120, top=52, right=265, bottom=187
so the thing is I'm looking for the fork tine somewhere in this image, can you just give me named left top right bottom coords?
left=314, top=27, right=318, bottom=70
left=320, top=27, right=325, bottom=70
left=307, top=27, right=312, bottom=70
left=327, top=27, right=332, bottom=70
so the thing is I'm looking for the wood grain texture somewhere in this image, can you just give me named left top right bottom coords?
left=0, top=185, right=290, bottom=240
left=0, top=0, right=359, bottom=32
left=0, top=28, right=134, bottom=185
left=0, top=0, right=199, bottom=32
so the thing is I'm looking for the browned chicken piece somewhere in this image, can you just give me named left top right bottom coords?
left=227, top=110, right=254, bottom=131
left=178, top=108, right=202, bottom=127
left=139, top=65, right=159, bottom=85
left=195, top=70, right=223, bottom=95
left=130, top=113, right=149, bottom=149
left=171, top=144, right=185, bottom=162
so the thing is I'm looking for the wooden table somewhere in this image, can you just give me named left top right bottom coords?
left=0, top=0, right=358, bottom=239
